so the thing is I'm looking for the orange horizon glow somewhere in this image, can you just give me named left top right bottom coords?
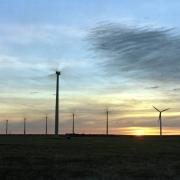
left=1, top=126, right=180, bottom=135
left=57, top=127, right=180, bottom=136
left=110, top=127, right=180, bottom=135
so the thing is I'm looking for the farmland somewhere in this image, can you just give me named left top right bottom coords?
left=0, top=135, right=180, bottom=179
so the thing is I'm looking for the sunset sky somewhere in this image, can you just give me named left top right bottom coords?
left=0, top=0, right=180, bottom=135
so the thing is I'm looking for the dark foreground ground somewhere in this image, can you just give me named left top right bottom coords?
left=0, top=135, right=180, bottom=180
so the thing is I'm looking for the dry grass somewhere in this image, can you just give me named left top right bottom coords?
left=0, top=135, right=180, bottom=179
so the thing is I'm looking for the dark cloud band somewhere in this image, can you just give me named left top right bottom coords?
left=89, top=23, right=180, bottom=82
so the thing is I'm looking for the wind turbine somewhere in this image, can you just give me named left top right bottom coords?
left=46, top=69, right=61, bottom=135
left=106, top=108, right=109, bottom=135
left=47, top=64, right=69, bottom=135
left=45, top=61, right=73, bottom=135
left=72, top=113, right=75, bottom=134
left=55, top=71, right=61, bottom=135
left=24, top=118, right=26, bottom=135
left=153, top=106, right=169, bottom=136
left=6, top=120, right=8, bottom=135
left=45, top=115, right=48, bottom=135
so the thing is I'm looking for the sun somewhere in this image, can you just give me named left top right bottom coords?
left=134, top=129, right=145, bottom=136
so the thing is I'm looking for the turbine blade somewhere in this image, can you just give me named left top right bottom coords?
left=153, top=106, right=160, bottom=112
left=162, top=108, right=170, bottom=112
left=47, top=73, right=56, bottom=79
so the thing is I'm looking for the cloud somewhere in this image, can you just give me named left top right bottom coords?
left=173, top=88, right=180, bottom=91
left=29, top=91, right=39, bottom=94
left=0, top=54, right=98, bottom=92
left=0, top=55, right=49, bottom=69
left=145, top=86, right=159, bottom=89
left=88, top=22, right=180, bottom=82
left=0, top=24, right=86, bottom=45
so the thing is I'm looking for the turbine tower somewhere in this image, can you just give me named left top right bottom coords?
left=45, top=115, right=48, bottom=135
left=6, top=120, right=8, bottom=135
left=153, top=106, right=169, bottom=136
left=55, top=71, right=61, bottom=135
left=106, top=109, right=109, bottom=135
left=24, top=118, right=26, bottom=135
left=72, top=113, right=75, bottom=134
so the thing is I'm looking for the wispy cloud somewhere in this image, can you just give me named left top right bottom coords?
left=0, top=24, right=86, bottom=45
left=145, top=86, right=159, bottom=89
left=173, top=88, right=180, bottom=91
left=29, top=91, right=39, bottom=94
left=0, top=55, right=50, bottom=69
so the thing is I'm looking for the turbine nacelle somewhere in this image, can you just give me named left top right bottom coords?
left=56, top=71, right=61, bottom=76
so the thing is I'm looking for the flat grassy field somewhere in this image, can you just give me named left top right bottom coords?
left=0, top=135, right=180, bottom=180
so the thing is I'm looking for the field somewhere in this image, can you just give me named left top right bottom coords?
left=0, top=135, right=180, bottom=180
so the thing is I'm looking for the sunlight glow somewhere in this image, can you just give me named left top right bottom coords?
left=134, top=129, right=145, bottom=136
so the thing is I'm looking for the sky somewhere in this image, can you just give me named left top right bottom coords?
left=1, top=0, right=180, bottom=135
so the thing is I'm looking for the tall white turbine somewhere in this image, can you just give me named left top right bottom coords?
left=153, top=106, right=169, bottom=136
left=55, top=71, right=61, bottom=135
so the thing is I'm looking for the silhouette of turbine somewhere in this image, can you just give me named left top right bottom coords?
left=24, top=118, right=26, bottom=135
left=106, top=109, right=109, bottom=135
left=45, top=115, right=48, bottom=135
left=6, top=120, right=8, bottom=135
left=72, top=113, right=75, bottom=134
left=153, top=106, right=169, bottom=136
left=55, top=71, right=61, bottom=135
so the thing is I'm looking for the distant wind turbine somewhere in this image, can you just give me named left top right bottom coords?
left=72, top=113, right=75, bottom=134
left=45, top=115, right=48, bottom=135
left=6, top=120, right=8, bottom=135
left=153, top=106, right=169, bottom=136
left=106, top=109, right=109, bottom=135
left=24, top=118, right=26, bottom=135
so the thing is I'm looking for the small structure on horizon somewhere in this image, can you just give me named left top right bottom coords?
left=45, top=115, right=48, bottom=135
left=106, top=109, right=109, bottom=135
left=24, top=118, right=26, bottom=135
left=72, top=113, right=75, bottom=134
left=6, top=120, right=8, bottom=135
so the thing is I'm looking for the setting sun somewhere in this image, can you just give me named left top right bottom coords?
left=134, top=129, right=145, bottom=136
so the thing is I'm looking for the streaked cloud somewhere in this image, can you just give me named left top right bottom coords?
left=89, top=22, right=180, bottom=82
left=0, top=24, right=86, bottom=45
left=145, top=86, right=159, bottom=89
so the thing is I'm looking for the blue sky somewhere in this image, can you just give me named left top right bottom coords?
left=1, top=0, right=180, bottom=26
left=0, top=0, right=180, bottom=135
